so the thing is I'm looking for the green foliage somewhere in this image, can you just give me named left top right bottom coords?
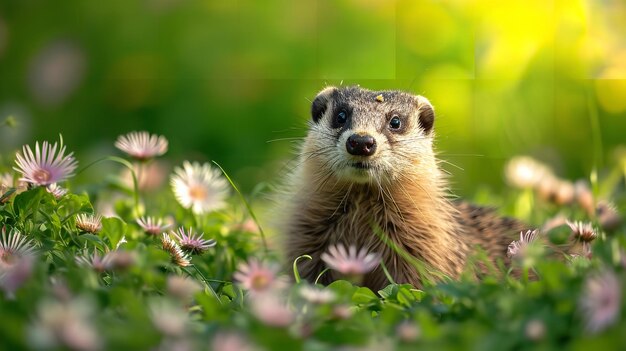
left=1, top=151, right=625, bottom=351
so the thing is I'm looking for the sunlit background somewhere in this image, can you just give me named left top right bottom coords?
left=1, top=0, right=625, bottom=196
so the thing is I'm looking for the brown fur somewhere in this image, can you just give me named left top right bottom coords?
left=278, top=86, right=526, bottom=291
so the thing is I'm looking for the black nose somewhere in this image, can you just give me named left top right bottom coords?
left=346, top=134, right=377, bottom=156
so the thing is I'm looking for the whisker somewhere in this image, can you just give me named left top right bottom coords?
left=266, top=137, right=305, bottom=144
left=438, top=159, right=464, bottom=172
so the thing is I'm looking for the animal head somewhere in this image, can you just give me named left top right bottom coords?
left=305, top=86, right=436, bottom=184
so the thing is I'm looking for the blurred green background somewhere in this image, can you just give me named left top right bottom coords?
left=1, top=0, right=625, bottom=195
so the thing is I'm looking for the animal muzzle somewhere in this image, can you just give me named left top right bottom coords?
left=346, top=133, right=377, bottom=157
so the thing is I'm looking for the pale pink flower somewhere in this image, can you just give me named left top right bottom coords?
left=321, top=244, right=380, bottom=276
left=249, top=293, right=294, bottom=327
left=166, top=275, right=202, bottom=302
left=28, top=297, right=102, bottom=351
left=331, top=305, right=354, bottom=320
left=149, top=299, right=189, bottom=337
left=170, top=161, right=229, bottom=215
left=14, top=140, right=78, bottom=186
left=298, top=285, right=336, bottom=304
left=161, top=233, right=191, bottom=267
left=580, top=270, right=622, bottom=333
left=0, top=228, right=36, bottom=270
left=172, top=227, right=215, bottom=255
left=567, top=221, right=597, bottom=243
left=75, top=251, right=112, bottom=273
left=507, top=230, right=540, bottom=259
left=121, top=160, right=168, bottom=191
left=115, top=131, right=168, bottom=161
left=105, top=250, right=136, bottom=271
left=0, top=255, right=35, bottom=299
left=211, top=332, right=257, bottom=351
left=234, top=258, right=283, bottom=294
left=46, top=183, right=68, bottom=199
left=525, top=319, right=546, bottom=341
left=0, top=229, right=37, bottom=298
left=136, top=216, right=172, bottom=236
left=75, top=213, right=103, bottom=233
left=396, top=321, right=421, bottom=342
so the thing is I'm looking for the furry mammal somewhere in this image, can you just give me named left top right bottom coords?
left=280, top=86, right=525, bottom=290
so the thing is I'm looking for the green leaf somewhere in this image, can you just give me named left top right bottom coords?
left=327, top=280, right=356, bottom=296
left=378, top=283, right=397, bottom=299
left=410, top=289, right=425, bottom=301
left=58, top=193, right=93, bottom=221
left=352, top=287, right=378, bottom=304
left=100, top=217, right=127, bottom=249
left=80, top=234, right=106, bottom=248
left=397, top=286, right=415, bottom=307
left=13, top=187, right=47, bottom=219
left=0, top=187, right=16, bottom=203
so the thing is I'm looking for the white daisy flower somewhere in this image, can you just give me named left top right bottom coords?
left=170, top=161, right=229, bottom=214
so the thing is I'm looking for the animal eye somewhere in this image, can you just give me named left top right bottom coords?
left=336, top=110, right=347, bottom=125
left=389, top=115, right=402, bottom=130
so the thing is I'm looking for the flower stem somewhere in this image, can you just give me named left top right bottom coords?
left=212, top=161, right=268, bottom=253
left=187, top=265, right=222, bottom=305
left=293, top=255, right=312, bottom=284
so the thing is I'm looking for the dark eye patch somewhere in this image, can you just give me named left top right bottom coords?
left=331, top=104, right=352, bottom=129
left=311, top=96, right=328, bottom=123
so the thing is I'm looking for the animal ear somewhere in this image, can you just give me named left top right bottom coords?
left=311, top=86, right=337, bottom=123
left=416, top=96, right=435, bottom=134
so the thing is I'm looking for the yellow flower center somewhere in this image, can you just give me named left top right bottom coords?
left=251, top=273, right=270, bottom=290
left=188, top=185, right=207, bottom=201
left=33, top=169, right=52, bottom=183
left=0, top=252, right=15, bottom=267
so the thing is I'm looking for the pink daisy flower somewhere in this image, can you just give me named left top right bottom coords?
left=14, top=140, right=78, bottom=186
left=321, top=244, right=380, bottom=277
left=161, top=233, right=191, bottom=267
left=46, top=183, right=68, bottom=199
left=171, top=227, right=216, bottom=255
left=507, top=230, right=540, bottom=258
left=211, top=332, right=257, bottom=351
left=0, top=228, right=36, bottom=271
left=114, top=131, right=168, bottom=161
left=580, top=270, right=622, bottom=333
left=75, top=213, right=103, bottom=233
left=567, top=221, right=597, bottom=243
left=234, top=258, right=282, bottom=294
left=136, top=216, right=172, bottom=236
left=249, top=293, right=294, bottom=327
left=299, top=285, right=336, bottom=304
left=0, top=229, right=37, bottom=298
left=75, top=251, right=112, bottom=273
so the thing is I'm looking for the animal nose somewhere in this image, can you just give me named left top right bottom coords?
left=346, top=134, right=377, bottom=156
